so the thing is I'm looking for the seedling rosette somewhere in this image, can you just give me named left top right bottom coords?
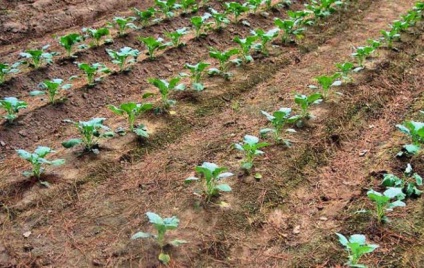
left=17, top=146, right=65, bottom=182
left=396, top=121, right=424, bottom=156
left=0, top=62, right=20, bottom=84
left=19, top=45, right=58, bottom=68
left=235, top=135, right=269, bottom=170
left=82, top=27, right=111, bottom=47
left=308, top=74, right=342, bottom=99
left=30, top=78, right=72, bottom=104
left=224, top=2, right=249, bottom=23
left=133, top=7, right=156, bottom=26
left=148, top=77, right=185, bottom=109
left=165, top=27, right=189, bottom=47
left=108, top=102, right=153, bottom=137
left=191, top=13, right=212, bottom=38
left=181, top=62, right=210, bottom=91
left=336, top=233, right=378, bottom=268
left=185, top=162, right=233, bottom=202
left=209, top=8, right=230, bottom=30
left=139, top=37, right=169, bottom=60
left=155, top=0, right=182, bottom=18
left=59, top=33, right=84, bottom=57
left=0, top=97, right=27, bottom=123
left=251, top=28, right=280, bottom=55
left=62, top=118, right=114, bottom=153
left=382, top=164, right=422, bottom=198
left=106, top=47, right=140, bottom=72
left=77, top=62, right=110, bottom=86
left=233, top=35, right=258, bottom=64
left=208, top=47, right=239, bottom=79
left=260, top=107, right=300, bottom=146
left=108, top=16, right=138, bottom=36
left=367, top=187, right=406, bottom=223
left=131, top=212, right=187, bottom=265
left=294, top=93, right=322, bottom=122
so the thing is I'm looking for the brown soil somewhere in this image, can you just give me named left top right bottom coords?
left=1, top=0, right=424, bottom=267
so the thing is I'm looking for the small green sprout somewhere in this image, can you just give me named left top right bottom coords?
left=246, top=0, right=262, bottom=13
left=77, top=62, right=110, bottom=86
left=381, top=28, right=400, bottom=49
left=108, top=102, right=153, bottom=136
left=108, top=16, right=138, bottom=36
left=294, top=93, right=322, bottom=120
left=139, top=36, right=168, bottom=60
left=131, top=212, right=186, bottom=265
left=155, top=0, right=182, bottom=18
left=209, top=8, right=230, bottom=30
left=233, top=35, right=258, bottom=64
left=250, top=28, right=280, bottom=55
left=382, top=164, right=422, bottom=198
left=191, top=13, right=212, bottom=38
left=30, top=78, right=72, bottom=104
left=367, top=187, right=406, bottom=223
left=165, top=27, right=189, bottom=47
left=225, top=2, right=249, bottom=23
left=274, top=18, right=305, bottom=44
left=286, top=10, right=314, bottom=26
left=335, top=62, right=354, bottom=82
left=396, top=121, right=424, bottom=155
left=0, top=62, right=20, bottom=84
left=260, top=108, right=300, bottom=146
left=235, top=135, right=269, bottom=170
left=351, top=46, right=375, bottom=67
left=148, top=77, right=185, bottom=109
left=59, top=33, right=84, bottom=57
left=208, top=47, right=239, bottom=79
left=106, top=47, right=140, bottom=72
left=308, top=74, right=342, bottom=99
left=305, top=0, right=342, bottom=18
left=185, top=162, right=233, bottom=201
left=17, top=146, right=65, bottom=180
left=180, top=0, right=198, bottom=14
left=336, top=233, right=378, bottom=268
left=62, top=118, right=114, bottom=153
left=133, top=7, right=156, bottom=26
left=0, top=97, right=27, bottom=123
left=19, top=45, right=58, bottom=68
left=82, top=27, right=111, bottom=47
left=181, top=62, right=210, bottom=91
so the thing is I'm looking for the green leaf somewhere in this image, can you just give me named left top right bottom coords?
left=215, top=184, right=232, bottom=192
left=336, top=233, right=348, bottom=246
left=35, top=146, right=52, bottom=157
left=131, top=231, right=152, bottom=239
left=16, top=149, right=32, bottom=160
left=169, top=239, right=187, bottom=246
left=158, top=253, right=170, bottom=264
left=62, top=138, right=82, bottom=148
left=146, top=212, right=164, bottom=225
left=50, top=159, right=65, bottom=166
left=30, top=90, right=46, bottom=96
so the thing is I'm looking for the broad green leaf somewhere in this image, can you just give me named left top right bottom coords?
left=131, top=231, right=152, bottom=239
left=215, top=184, right=232, bottom=192
left=62, top=138, right=82, bottom=148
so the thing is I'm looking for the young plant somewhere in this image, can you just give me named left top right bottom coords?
left=274, top=18, right=305, bottom=44
left=305, top=0, right=342, bottom=19
left=0, top=97, right=27, bottom=123
left=19, top=45, right=58, bottom=68
left=30, top=78, right=72, bottom=104
left=139, top=36, right=168, bottom=60
left=108, top=16, right=137, bottom=36
left=294, top=93, right=322, bottom=120
left=260, top=107, right=300, bottom=146
left=335, top=62, right=354, bottom=82
left=367, top=187, right=406, bottom=223
left=250, top=28, right=280, bottom=55
left=131, top=212, right=186, bottom=265
left=17, top=146, right=65, bottom=180
left=233, top=35, right=258, bottom=64
left=59, top=33, right=84, bottom=57
left=185, top=162, right=233, bottom=201
left=286, top=9, right=314, bottom=26
left=133, top=7, right=156, bottom=26
left=62, top=118, right=114, bottom=153
left=165, top=27, right=189, bottom=47
left=181, top=62, right=210, bottom=91
left=381, top=28, right=400, bottom=49
left=308, top=74, right=342, bottom=99
left=209, top=8, right=230, bottom=30
left=225, top=2, right=249, bottom=23
left=208, top=47, right=239, bottom=78
left=351, top=46, right=375, bottom=67
left=155, top=0, right=182, bottom=18
left=0, top=62, right=20, bottom=84
left=148, top=77, right=185, bottom=109
left=108, top=102, right=153, bottom=137
left=82, top=27, right=111, bottom=47
left=106, top=47, right=140, bottom=72
left=191, top=13, right=212, bottom=38
left=336, top=233, right=379, bottom=268
left=246, top=0, right=262, bottom=13
left=77, top=62, right=110, bottom=86
left=180, top=0, right=198, bottom=14
left=235, top=135, right=269, bottom=170
left=396, top=121, right=424, bottom=155
left=382, top=164, right=422, bottom=198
